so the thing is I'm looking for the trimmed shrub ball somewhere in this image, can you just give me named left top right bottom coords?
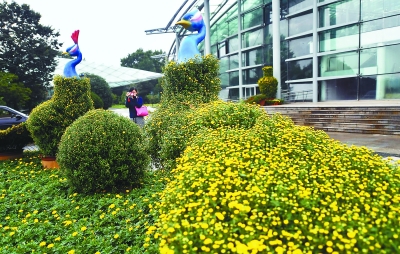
left=58, top=109, right=150, bottom=193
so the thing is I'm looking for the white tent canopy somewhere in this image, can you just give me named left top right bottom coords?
left=53, top=58, right=164, bottom=88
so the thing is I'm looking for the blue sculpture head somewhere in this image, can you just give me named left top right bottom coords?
left=176, top=9, right=204, bottom=33
left=175, top=9, right=206, bottom=63
left=63, top=30, right=83, bottom=78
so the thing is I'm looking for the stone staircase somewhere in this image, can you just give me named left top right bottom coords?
left=262, top=105, right=400, bottom=135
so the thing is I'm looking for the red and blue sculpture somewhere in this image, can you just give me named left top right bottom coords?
left=63, top=30, right=82, bottom=78
left=176, top=9, right=206, bottom=63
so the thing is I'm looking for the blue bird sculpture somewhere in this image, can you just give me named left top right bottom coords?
left=63, top=30, right=82, bottom=78
left=176, top=9, right=206, bottom=63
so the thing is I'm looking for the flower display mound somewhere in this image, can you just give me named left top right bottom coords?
left=26, top=75, right=93, bottom=156
left=162, top=54, right=221, bottom=105
left=158, top=100, right=270, bottom=170
left=58, top=109, right=150, bottom=194
left=151, top=122, right=400, bottom=253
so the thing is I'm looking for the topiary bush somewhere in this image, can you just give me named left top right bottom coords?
left=258, top=66, right=278, bottom=99
left=91, top=92, right=104, bottom=109
left=26, top=75, right=94, bottom=156
left=157, top=100, right=269, bottom=170
left=0, top=122, right=33, bottom=152
left=149, top=120, right=400, bottom=254
left=162, top=54, right=221, bottom=105
left=58, top=109, right=150, bottom=194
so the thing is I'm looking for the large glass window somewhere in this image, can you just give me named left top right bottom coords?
left=242, top=48, right=263, bottom=67
left=288, top=59, right=312, bottom=80
left=360, top=44, right=400, bottom=75
left=218, top=41, right=227, bottom=58
left=242, top=7, right=263, bottom=30
left=288, top=12, right=312, bottom=36
left=264, top=44, right=273, bottom=66
left=264, top=24, right=273, bottom=45
left=228, top=18, right=238, bottom=37
left=242, top=0, right=264, bottom=13
left=362, top=0, right=400, bottom=21
left=228, top=88, right=240, bottom=100
left=229, top=71, right=239, bottom=86
left=218, top=17, right=229, bottom=42
left=243, top=66, right=262, bottom=85
left=210, top=25, right=219, bottom=45
left=228, top=36, right=239, bottom=53
left=219, top=57, right=229, bottom=73
left=319, top=25, right=359, bottom=52
left=319, top=0, right=359, bottom=28
left=361, top=16, right=400, bottom=48
left=319, top=78, right=358, bottom=101
left=288, top=0, right=313, bottom=14
left=289, top=36, right=313, bottom=57
left=319, top=51, right=359, bottom=77
left=230, top=54, right=239, bottom=69
left=220, top=73, right=229, bottom=88
left=242, top=28, right=263, bottom=48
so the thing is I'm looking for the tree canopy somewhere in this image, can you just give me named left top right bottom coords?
left=0, top=1, right=62, bottom=109
left=0, top=71, right=31, bottom=109
left=120, top=49, right=165, bottom=103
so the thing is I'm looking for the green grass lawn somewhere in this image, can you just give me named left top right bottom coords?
left=0, top=151, right=167, bottom=253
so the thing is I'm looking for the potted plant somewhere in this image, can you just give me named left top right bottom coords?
left=26, top=75, right=93, bottom=168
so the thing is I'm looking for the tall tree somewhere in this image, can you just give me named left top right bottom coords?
left=0, top=1, right=62, bottom=110
left=120, top=49, right=165, bottom=103
left=0, top=71, right=31, bottom=109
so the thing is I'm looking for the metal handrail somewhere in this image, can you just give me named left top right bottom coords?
left=282, top=89, right=313, bottom=103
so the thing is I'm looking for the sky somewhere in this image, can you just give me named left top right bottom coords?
left=10, top=0, right=186, bottom=66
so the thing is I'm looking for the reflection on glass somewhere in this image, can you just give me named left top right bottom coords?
left=243, top=67, right=262, bottom=85
left=228, top=18, right=238, bottom=37
left=242, top=0, right=264, bottom=12
left=211, top=25, right=219, bottom=44
left=319, top=0, right=359, bottom=28
left=361, top=16, right=400, bottom=48
left=288, top=59, right=312, bottom=80
left=230, top=54, right=239, bottom=69
left=289, top=0, right=313, bottom=14
left=226, top=4, right=238, bottom=21
left=361, top=44, right=400, bottom=75
left=220, top=73, right=229, bottom=88
left=242, top=48, right=263, bottom=67
left=289, top=36, right=313, bottom=57
left=319, top=25, right=359, bottom=52
left=360, top=73, right=400, bottom=99
left=288, top=12, right=312, bottom=36
left=211, top=45, right=218, bottom=57
left=362, top=0, right=400, bottom=21
left=242, top=28, right=263, bottom=48
left=319, top=78, right=358, bottom=101
left=242, top=7, right=263, bottom=30
left=228, top=36, right=239, bottom=53
left=264, top=24, right=273, bottom=45
left=229, top=71, right=239, bottom=86
left=319, top=51, right=358, bottom=77
left=264, top=44, right=273, bottom=65
left=220, top=57, right=229, bottom=73
left=280, top=18, right=289, bottom=38
left=218, top=41, right=226, bottom=58
left=359, top=76, right=377, bottom=100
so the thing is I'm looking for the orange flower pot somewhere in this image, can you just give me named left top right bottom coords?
left=41, top=156, right=59, bottom=169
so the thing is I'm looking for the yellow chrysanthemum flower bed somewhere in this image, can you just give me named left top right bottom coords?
left=149, top=117, right=400, bottom=253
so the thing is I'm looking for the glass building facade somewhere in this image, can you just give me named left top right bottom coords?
left=173, top=0, right=400, bottom=101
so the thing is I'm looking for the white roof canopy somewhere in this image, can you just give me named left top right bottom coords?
left=53, top=58, right=164, bottom=88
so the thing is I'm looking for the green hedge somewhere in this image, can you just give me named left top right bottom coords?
left=26, top=75, right=93, bottom=156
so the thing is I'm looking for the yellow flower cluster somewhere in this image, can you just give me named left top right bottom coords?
left=149, top=115, right=400, bottom=253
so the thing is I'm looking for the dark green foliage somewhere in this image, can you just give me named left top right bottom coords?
left=144, top=54, right=221, bottom=169
left=0, top=72, right=31, bottom=110
left=26, top=75, right=94, bottom=156
left=83, top=73, right=113, bottom=109
left=58, top=109, right=150, bottom=194
left=258, top=66, right=278, bottom=99
left=245, top=94, right=268, bottom=104
left=0, top=122, right=33, bottom=152
left=0, top=1, right=62, bottom=109
left=90, top=92, right=104, bottom=109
